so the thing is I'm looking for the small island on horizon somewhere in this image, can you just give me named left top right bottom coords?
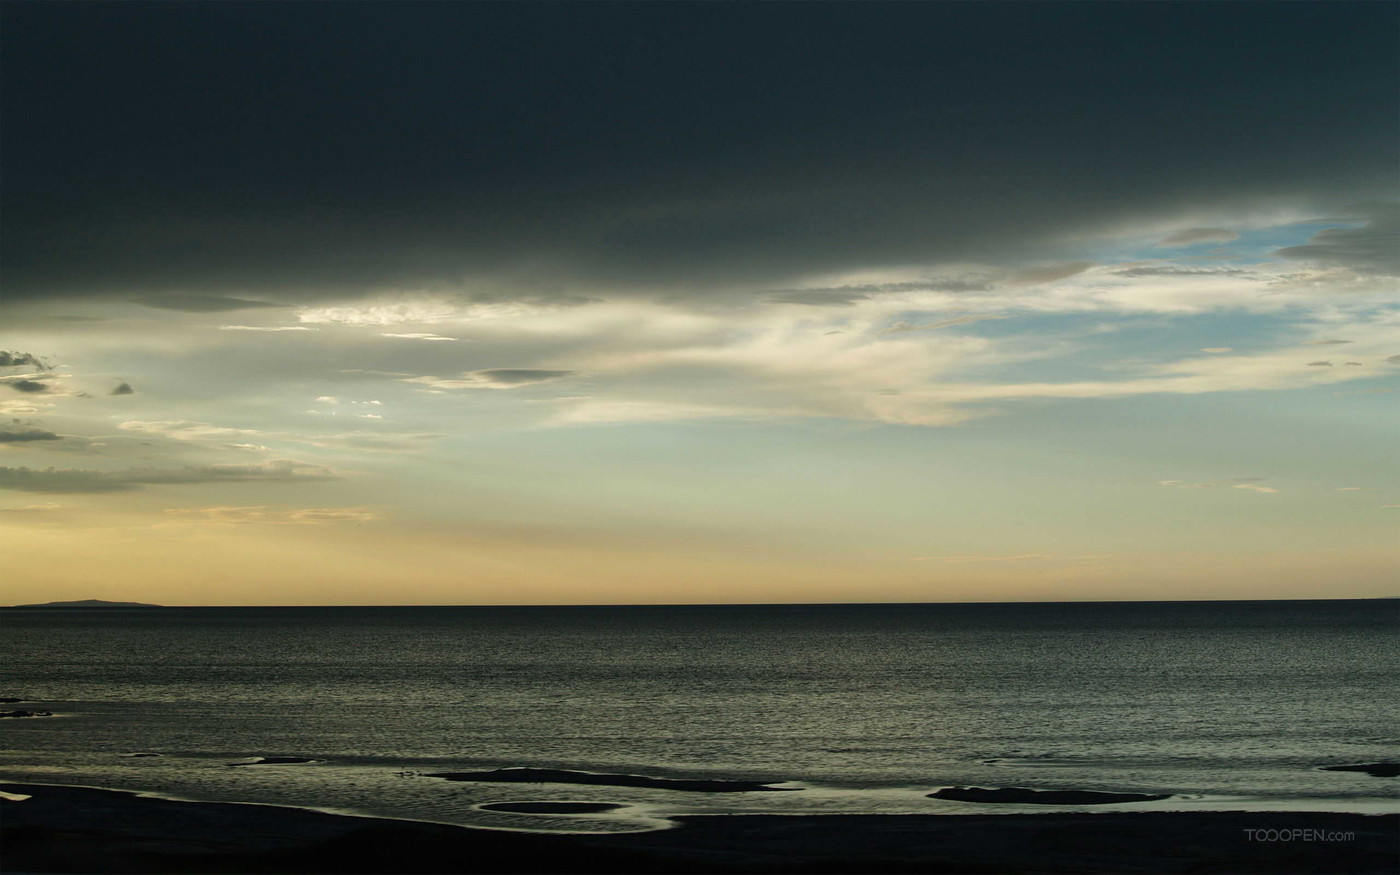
left=10, top=599, right=163, bottom=609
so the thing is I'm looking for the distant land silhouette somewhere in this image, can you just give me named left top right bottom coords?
left=10, top=599, right=162, bottom=608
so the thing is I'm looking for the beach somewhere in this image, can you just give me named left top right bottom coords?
left=3, top=782, right=1396, bottom=874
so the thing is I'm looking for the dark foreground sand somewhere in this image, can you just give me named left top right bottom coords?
left=2, top=783, right=1396, bottom=874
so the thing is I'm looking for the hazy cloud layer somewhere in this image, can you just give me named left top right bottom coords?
left=407, top=369, right=576, bottom=390
left=0, top=502, right=62, bottom=514
left=0, top=460, right=337, bottom=493
left=1158, top=228, right=1241, bottom=247
left=299, top=432, right=441, bottom=453
left=1158, top=479, right=1279, bottom=494
left=164, top=505, right=379, bottom=525
left=118, top=420, right=262, bottom=442
left=1112, top=266, right=1250, bottom=278
left=767, top=288, right=874, bottom=307
left=133, top=295, right=283, bottom=313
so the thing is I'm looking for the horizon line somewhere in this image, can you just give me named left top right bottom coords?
left=6, top=595, right=1397, bottom=609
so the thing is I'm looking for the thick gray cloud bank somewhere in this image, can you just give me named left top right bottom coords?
left=0, top=460, right=337, bottom=493
left=1275, top=204, right=1400, bottom=277
left=2, top=3, right=1395, bottom=304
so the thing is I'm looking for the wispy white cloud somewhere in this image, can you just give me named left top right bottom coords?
left=0, top=399, right=52, bottom=415
left=118, top=421, right=261, bottom=442
left=0, top=502, right=63, bottom=514
left=297, top=298, right=547, bottom=326
left=1158, top=479, right=1279, bottom=494
left=880, top=314, right=1009, bottom=334
left=381, top=333, right=458, bottom=341
left=298, top=301, right=462, bottom=325
left=118, top=420, right=262, bottom=442
left=298, top=432, right=441, bottom=453
left=163, top=505, right=380, bottom=525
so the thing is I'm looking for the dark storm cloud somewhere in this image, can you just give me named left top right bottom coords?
left=2, top=3, right=1396, bottom=303
left=0, top=460, right=337, bottom=493
left=0, top=351, right=50, bottom=369
left=1274, top=203, right=1400, bottom=277
left=111, top=382, right=135, bottom=395
left=132, top=295, right=283, bottom=312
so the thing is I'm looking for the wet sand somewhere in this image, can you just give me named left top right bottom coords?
left=927, top=787, right=1171, bottom=805
left=425, top=768, right=799, bottom=793
left=2, top=782, right=1396, bottom=874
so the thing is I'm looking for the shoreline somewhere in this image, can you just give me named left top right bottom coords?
left=6, top=769, right=1395, bottom=823
left=4, top=781, right=1397, bottom=874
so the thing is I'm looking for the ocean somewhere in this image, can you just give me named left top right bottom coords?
left=2, top=600, right=1396, bottom=833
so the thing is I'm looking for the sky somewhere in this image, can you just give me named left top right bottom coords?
left=1, top=2, right=1396, bottom=606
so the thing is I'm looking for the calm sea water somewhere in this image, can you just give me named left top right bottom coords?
left=2, top=601, right=1396, bottom=832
